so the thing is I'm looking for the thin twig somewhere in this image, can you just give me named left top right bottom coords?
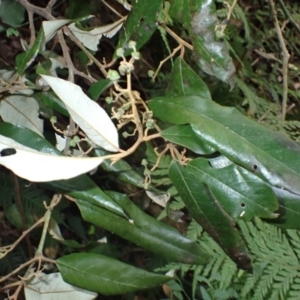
left=152, top=44, right=182, bottom=81
left=36, top=195, right=61, bottom=255
left=0, top=217, right=44, bottom=263
left=218, top=0, right=238, bottom=36
left=224, top=0, right=238, bottom=21
left=57, top=30, right=74, bottom=82
left=63, top=26, right=108, bottom=77
left=17, top=0, right=54, bottom=20
left=269, top=0, right=290, bottom=121
left=56, top=29, right=78, bottom=154
left=277, top=0, right=300, bottom=34
left=28, top=10, right=35, bottom=46
left=0, top=256, right=55, bottom=286
left=46, top=0, right=58, bottom=10
left=101, top=0, right=124, bottom=18
left=162, top=24, right=193, bottom=50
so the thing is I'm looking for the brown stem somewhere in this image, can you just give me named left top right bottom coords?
left=268, top=0, right=290, bottom=121
left=17, top=0, right=54, bottom=20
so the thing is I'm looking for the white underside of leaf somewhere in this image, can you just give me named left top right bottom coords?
left=42, top=19, right=71, bottom=44
left=146, top=190, right=170, bottom=207
left=0, top=135, right=104, bottom=182
left=116, top=0, right=132, bottom=10
left=55, top=133, right=66, bottom=151
left=0, top=96, right=44, bottom=136
left=41, top=75, right=119, bottom=152
left=24, top=272, right=97, bottom=300
left=68, top=20, right=123, bottom=51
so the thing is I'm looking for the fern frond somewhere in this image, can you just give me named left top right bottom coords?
left=238, top=219, right=300, bottom=300
left=161, top=218, right=300, bottom=300
left=284, top=121, right=300, bottom=143
left=169, top=196, right=185, bottom=211
left=233, top=4, right=251, bottom=41
left=186, top=219, right=203, bottom=241
left=158, top=25, right=172, bottom=58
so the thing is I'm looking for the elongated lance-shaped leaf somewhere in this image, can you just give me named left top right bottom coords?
left=76, top=192, right=209, bottom=265
left=0, top=134, right=104, bottom=182
left=169, top=160, right=252, bottom=271
left=0, top=122, right=125, bottom=217
left=187, top=158, right=278, bottom=220
left=57, top=253, right=171, bottom=295
left=149, top=96, right=300, bottom=197
left=16, top=28, right=44, bottom=75
left=41, top=75, right=119, bottom=152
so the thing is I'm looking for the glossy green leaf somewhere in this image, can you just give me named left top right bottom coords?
left=166, top=57, right=211, bottom=99
left=16, top=29, right=44, bottom=75
left=0, top=0, right=25, bottom=27
left=187, top=158, right=278, bottom=220
left=116, top=0, right=162, bottom=55
left=57, top=253, right=170, bottom=295
left=0, top=122, right=59, bottom=155
left=169, top=160, right=252, bottom=270
left=34, top=91, right=69, bottom=117
left=0, top=122, right=124, bottom=217
left=149, top=96, right=300, bottom=197
left=45, top=177, right=125, bottom=217
left=161, top=124, right=215, bottom=155
left=88, top=79, right=112, bottom=100
left=169, top=0, right=235, bottom=85
left=76, top=192, right=209, bottom=264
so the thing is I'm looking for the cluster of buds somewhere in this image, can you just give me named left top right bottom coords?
left=107, top=40, right=140, bottom=80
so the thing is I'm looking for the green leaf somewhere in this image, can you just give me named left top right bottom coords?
left=45, top=177, right=125, bottom=217
left=88, top=79, right=112, bottom=100
left=116, top=0, right=163, bottom=55
left=169, top=0, right=235, bottom=85
left=161, top=124, right=215, bottom=155
left=0, top=122, right=124, bottom=217
left=6, top=28, right=19, bottom=37
left=57, top=253, right=170, bottom=295
left=34, top=91, right=69, bottom=117
left=187, top=158, right=278, bottom=220
left=76, top=192, right=209, bottom=264
left=166, top=57, right=211, bottom=99
left=149, top=96, right=300, bottom=197
left=0, top=122, right=59, bottom=155
left=0, top=0, right=25, bottom=27
left=16, top=29, right=44, bottom=75
left=169, top=161, right=251, bottom=270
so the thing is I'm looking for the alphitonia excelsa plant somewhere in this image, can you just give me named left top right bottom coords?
left=1, top=0, right=300, bottom=299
